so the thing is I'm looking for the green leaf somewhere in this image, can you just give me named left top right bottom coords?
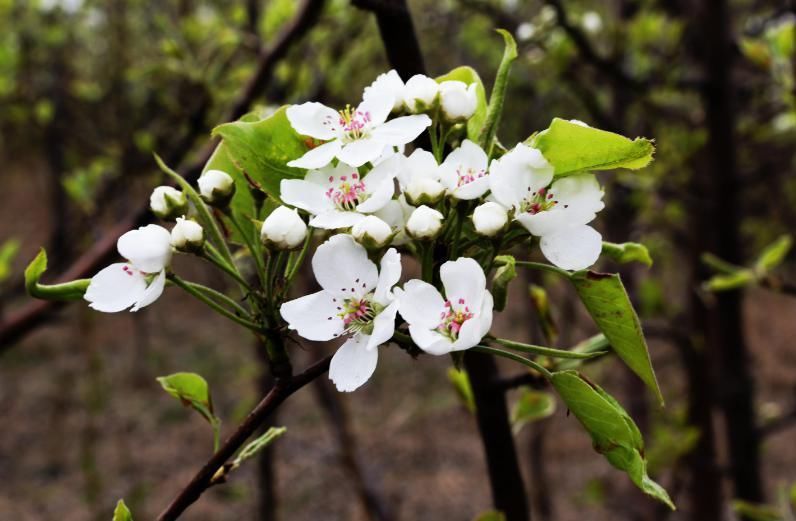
left=0, top=238, right=20, bottom=284
left=24, top=248, right=90, bottom=301
left=157, top=372, right=215, bottom=425
left=570, top=271, right=663, bottom=405
left=212, top=106, right=306, bottom=200
left=447, top=368, right=476, bottom=413
left=492, top=255, right=516, bottom=311
left=551, top=371, right=674, bottom=509
left=473, top=511, right=506, bottom=521
left=731, top=500, right=782, bottom=521
left=754, top=234, right=792, bottom=273
left=511, top=388, right=556, bottom=434
left=112, top=499, right=133, bottom=521
left=704, top=270, right=756, bottom=292
left=531, top=118, right=655, bottom=177
left=233, top=426, right=287, bottom=467
left=602, top=241, right=653, bottom=267
left=436, top=66, right=488, bottom=143
left=478, top=29, right=518, bottom=153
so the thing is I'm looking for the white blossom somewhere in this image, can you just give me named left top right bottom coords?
left=150, top=186, right=188, bottom=220
left=403, top=74, right=440, bottom=113
left=363, top=69, right=405, bottom=113
left=84, top=225, right=172, bottom=312
left=439, top=80, right=478, bottom=121
left=280, top=235, right=402, bottom=392
left=352, top=215, right=392, bottom=248
left=198, top=169, right=235, bottom=206
left=438, top=139, right=490, bottom=200
left=396, top=148, right=444, bottom=205
left=406, top=205, right=443, bottom=239
left=472, top=201, right=508, bottom=236
left=261, top=206, right=308, bottom=250
left=396, top=257, right=493, bottom=355
left=171, top=217, right=204, bottom=252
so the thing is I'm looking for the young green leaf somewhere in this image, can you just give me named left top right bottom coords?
left=24, top=248, right=90, bottom=301
left=511, top=388, right=556, bottom=434
left=157, top=372, right=215, bottom=425
left=531, top=118, right=655, bottom=177
left=473, top=511, right=506, bottom=521
left=112, top=499, right=133, bottom=521
left=492, top=255, right=517, bottom=311
left=569, top=271, right=663, bottom=405
left=212, top=106, right=306, bottom=200
left=447, top=368, right=476, bottom=414
left=602, top=241, right=653, bottom=267
left=754, top=234, right=792, bottom=273
left=704, top=270, right=756, bottom=292
left=232, top=426, right=287, bottom=468
left=478, top=29, right=518, bottom=154
left=551, top=371, right=674, bottom=509
left=436, top=66, right=488, bottom=143
left=731, top=500, right=782, bottom=521
left=0, top=238, right=20, bottom=284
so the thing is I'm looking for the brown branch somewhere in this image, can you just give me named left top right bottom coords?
left=0, top=0, right=326, bottom=350
left=156, top=354, right=333, bottom=521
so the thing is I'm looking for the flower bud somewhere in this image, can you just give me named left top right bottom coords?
left=150, top=186, right=188, bottom=220
left=171, top=216, right=204, bottom=252
left=439, top=81, right=478, bottom=122
left=405, top=177, right=445, bottom=206
left=261, top=206, right=307, bottom=250
left=472, top=202, right=508, bottom=237
left=406, top=205, right=444, bottom=240
left=403, top=74, right=439, bottom=113
left=198, top=169, right=236, bottom=207
left=352, top=215, right=392, bottom=249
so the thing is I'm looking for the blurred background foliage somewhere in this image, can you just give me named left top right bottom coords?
left=1, top=1, right=795, bottom=520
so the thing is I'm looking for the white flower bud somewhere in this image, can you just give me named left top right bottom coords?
left=439, top=81, right=478, bottom=122
left=352, top=215, right=392, bottom=248
left=406, top=205, right=444, bottom=240
left=150, top=186, right=188, bottom=220
left=171, top=216, right=204, bottom=252
left=405, top=177, right=445, bottom=205
left=403, top=74, right=440, bottom=113
left=261, top=206, right=307, bottom=250
left=198, top=169, right=236, bottom=206
left=472, top=202, right=508, bottom=237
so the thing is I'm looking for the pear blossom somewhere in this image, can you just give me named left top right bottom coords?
left=84, top=225, right=172, bottom=313
left=406, top=205, right=444, bottom=239
left=397, top=257, right=493, bottom=355
left=396, top=148, right=445, bottom=205
left=373, top=195, right=415, bottom=246
left=403, top=74, right=440, bottom=113
left=150, top=186, right=188, bottom=220
left=352, top=215, right=392, bottom=248
left=363, top=69, right=405, bottom=113
left=261, top=206, right=307, bottom=250
left=280, top=235, right=402, bottom=392
left=438, top=139, right=490, bottom=200
left=472, top=201, right=508, bottom=236
left=489, top=143, right=605, bottom=270
left=171, top=217, right=204, bottom=252
left=279, top=155, right=400, bottom=229
left=198, top=169, right=235, bottom=206
left=286, top=87, right=431, bottom=169
left=439, top=81, right=478, bottom=121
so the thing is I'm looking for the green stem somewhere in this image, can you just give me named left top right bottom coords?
left=491, top=337, right=606, bottom=360
left=225, top=209, right=267, bottom=287
left=185, top=281, right=252, bottom=319
left=513, top=260, right=572, bottom=278
left=211, top=418, right=221, bottom=453
left=284, top=229, right=313, bottom=289
left=169, top=274, right=261, bottom=332
left=472, top=345, right=553, bottom=379
left=421, top=242, right=435, bottom=282
left=202, top=245, right=250, bottom=289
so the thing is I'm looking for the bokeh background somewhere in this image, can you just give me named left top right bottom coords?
left=1, top=0, right=795, bottom=520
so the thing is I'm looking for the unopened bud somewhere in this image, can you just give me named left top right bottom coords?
left=150, top=186, right=188, bottom=220
left=439, top=81, right=478, bottom=122
left=406, top=205, right=444, bottom=240
left=171, top=216, right=204, bottom=252
left=405, top=177, right=445, bottom=206
left=198, top=169, right=236, bottom=207
left=352, top=216, right=392, bottom=249
left=260, top=206, right=307, bottom=250
left=403, top=74, right=440, bottom=113
left=472, top=202, right=508, bottom=237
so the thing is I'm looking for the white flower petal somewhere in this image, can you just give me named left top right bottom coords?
left=452, top=176, right=490, bottom=200
left=286, top=102, right=341, bottom=140
left=397, top=279, right=445, bottom=329
left=312, top=234, right=378, bottom=298
left=279, top=179, right=332, bottom=215
left=366, top=300, right=399, bottom=351
left=84, top=263, right=147, bottom=313
left=539, top=225, right=603, bottom=271
left=309, top=210, right=366, bottom=229
left=131, top=269, right=166, bottom=312
left=371, top=114, right=432, bottom=146
left=488, top=143, right=554, bottom=209
left=374, top=248, right=401, bottom=305
left=337, top=138, right=386, bottom=168
left=409, top=326, right=453, bottom=355
left=363, top=70, right=405, bottom=112
left=440, top=257, right=486, bottom=311
left=357, top=91, right=394, bottom=127
left=329, top=334, right=379, bottom=392
left=287, top=140, right=342, bottom=169
left=550, top=173, right=605, bottom=220
left=117, top=225, right=172, bottom=273
left=280, top=290, right=345, bottom=341
left=356, top=178, right=395, bottom=214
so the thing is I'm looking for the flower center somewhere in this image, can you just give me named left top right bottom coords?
left=436, top=298, right=475, bottom=341
left=330, top=292, right=383, bottom=335
left=519, top=186, right=562, bottom=214
left=338, top=105, right=371, bottom=141
left=325, top=172, right=368, bottom=211
left=456, top=165, right=487, bottom=187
